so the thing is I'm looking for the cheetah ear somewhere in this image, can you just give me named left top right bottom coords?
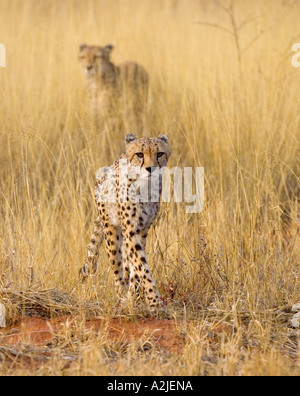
left=125, top=134, right=137, bottom=144
left=105, top=44, right=114, bottom=53
left=158, top=134, right=169, bottom=143
left=79, top=43, right=87, bottom=51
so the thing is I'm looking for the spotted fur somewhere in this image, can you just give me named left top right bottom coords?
left=80, top=134, right=171, bottom=309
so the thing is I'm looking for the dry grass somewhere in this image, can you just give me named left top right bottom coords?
left=0, top=0, right=299, bottom=376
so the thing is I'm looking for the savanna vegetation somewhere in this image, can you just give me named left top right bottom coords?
left=0, top=0, right=299, bottom=376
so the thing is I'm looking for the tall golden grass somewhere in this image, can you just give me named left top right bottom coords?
left=0, top=0, right=299, bottom=375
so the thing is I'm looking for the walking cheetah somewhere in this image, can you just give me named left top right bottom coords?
left=79, top=44, right=149, bottom=129
left=80, top=134, right=171, bottom=309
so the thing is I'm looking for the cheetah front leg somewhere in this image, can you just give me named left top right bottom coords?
left=103, top=225, right=127, bottom=296
left=141, top=230, right=148, bottom=250
left=123, top=230, right=161, bottom=310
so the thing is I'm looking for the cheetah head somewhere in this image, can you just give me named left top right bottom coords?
left=79, top=44, right=114, bottom=77
left=125, top=134, right=171, bottom=177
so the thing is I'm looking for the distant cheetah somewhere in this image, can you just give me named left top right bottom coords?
left=80, top=134, right=171, bottom=309
left=79, top=44, right=149, bottom=129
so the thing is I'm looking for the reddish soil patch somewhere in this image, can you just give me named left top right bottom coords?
left=89, top=318, right=185, bottom=354
left=0, top=316, right=185, bottom=354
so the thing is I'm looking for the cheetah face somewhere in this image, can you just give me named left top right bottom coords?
left=125, top=134, right=171, bottom=178
left=79, top=44, right=114, bottom=77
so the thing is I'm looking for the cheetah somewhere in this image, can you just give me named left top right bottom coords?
left=80, top=134, right=171, bottom=309
left=79, top=44, right=149, bottom=130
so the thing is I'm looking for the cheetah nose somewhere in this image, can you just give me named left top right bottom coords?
left=146, top=167, right=153, bottom=174
left=87, top=65, right=93, bottom=71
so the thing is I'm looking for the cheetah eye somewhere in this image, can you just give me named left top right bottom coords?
left=136, top=153, right=144, bottom=158
left=157, top=152, right=165, bottom=158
